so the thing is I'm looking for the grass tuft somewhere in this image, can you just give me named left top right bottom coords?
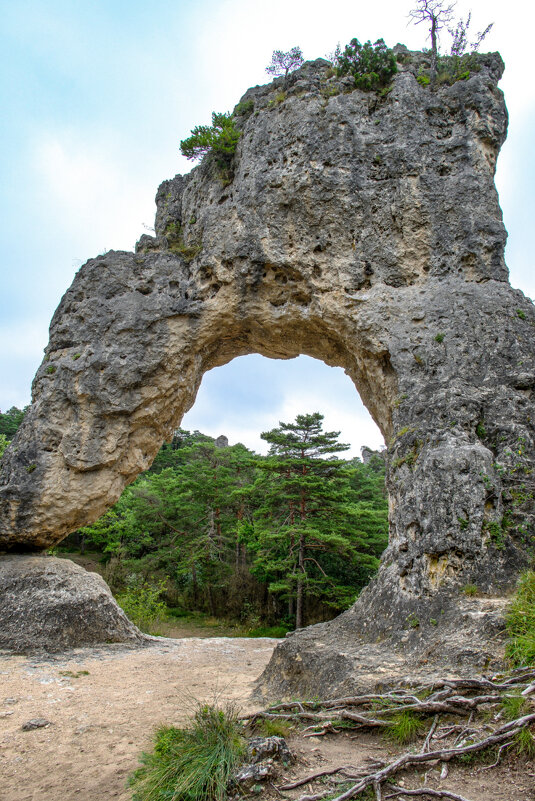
left=505, top=570, right=535, bottom=666
left=513, top=726, right=535, bottom=757
left=130, top=703, right=245, bottom=801
left=502, top=692, right=528, bottom=721
left=253, top=718, right=291, bottom=739
left=384, top=710, right=422, bottom=744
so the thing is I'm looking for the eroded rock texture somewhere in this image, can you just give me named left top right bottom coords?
left=0, top=51, right=533, bottom=665
left=0, top=556, right=146, bottom=652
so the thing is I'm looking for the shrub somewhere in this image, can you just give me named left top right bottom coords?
left=233, top=99, right=254, bottom=118
left=265, top=47, right=304, bottom=78
left=130, top=703, right=245, bottom=801
left=116, top=575, right=167, bottom=633
left=505, top=570, right=535, bottom=666
left=333, top=38, right=397, bottom=92
left=165, top=222, right=202, bottom=262
left=0, top=434, right=8, bottom=459
left=462, top=583, right=478, bottom=596
left=180, top=112, right=241, bottom=167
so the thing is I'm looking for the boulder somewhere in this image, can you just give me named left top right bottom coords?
left=0, top=555, right=146, bottom=653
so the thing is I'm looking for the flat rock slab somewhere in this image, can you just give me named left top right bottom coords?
left=0, top=555, right=147, bottom=653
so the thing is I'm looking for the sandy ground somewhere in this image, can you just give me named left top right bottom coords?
left=0, top=637, right=277, bottom=801
left=1, top=637, right=534, bottom=801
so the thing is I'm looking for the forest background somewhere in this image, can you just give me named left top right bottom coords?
left=0, top=408, right=388, bottom=635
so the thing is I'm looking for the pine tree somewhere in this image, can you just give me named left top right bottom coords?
left=253, top=412, right=370, bottom=629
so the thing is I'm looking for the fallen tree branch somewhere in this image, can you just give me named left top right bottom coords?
left=291, top=713, right=535, bottom=801
left=384, top=787, right=475, bottom=801
left=279, top=766, right=361, bottom=790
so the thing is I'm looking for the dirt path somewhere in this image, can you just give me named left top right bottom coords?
left=1, top=637, right=534, bottom=801
left=0, top=637, right=278, bottom=801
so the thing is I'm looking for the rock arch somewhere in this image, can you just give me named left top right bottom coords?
left=1, top=52, right=534, bottom=668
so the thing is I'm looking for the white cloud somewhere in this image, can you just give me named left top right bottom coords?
left=31, top=129, right=156, bottom=254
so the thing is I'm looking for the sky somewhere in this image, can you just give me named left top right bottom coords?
left=0, top=0, right=533, bottom=457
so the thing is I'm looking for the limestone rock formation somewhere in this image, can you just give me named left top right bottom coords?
left=0, top=50, right=534, bottom=669
left=0, top=555, right=146, bottom=652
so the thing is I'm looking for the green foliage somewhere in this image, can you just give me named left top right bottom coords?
left=502, top=691, right=528, bottom=722
left=245, top=625, right=290, bottom=638
left=0, top=434, right=8, bottom=459
left=116, top=576, right=168, bottom=633
left=130, top=703, right=245, bottom=801
left=483, top=519, right=506, bottom=549
left=384, top=710, right=422, bottom=744
left=475, top=421, right=486, bottom=440
left=434, top=332, right=444, bottom=343
left=462, top=583, right=478, bottom=596
left=434, top=52, right=480, bottom=85
left=321, top=84, right=340, bottom=99
left=513, top=726, right=535, bottom=757
left=254, top=718, right=291, bottom=739
left=506, top=571, right=535, bottom=666
left=333, top=38, right=397, bottom=92
left=0, top=406, right=27, bottom=441
left=66, top=421, right=387, bottom=630
left=517, top=309, right=527, bottom=320
left=165, top=222, right=202, bottom=262
left=406, top=613, right=420, bottom=629
left=417, top=74, right=430, bottom=86
left=180, top=112, right=241, bottom=169
left=46, top=366, right=56, bottom=374
left=265, top=47, right=304, bottom=78
left=233, top=99, right=254, bottom=118
left=268, top=91, right=287, bottom=107
left=251, top=412, right=386, bottom=628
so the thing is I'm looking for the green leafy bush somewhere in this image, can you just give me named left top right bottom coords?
left=333, top=38, right=397, bottom=92
left=505, top=570, right=535, bottom=666
left=130, top=703, right=245, bottom=801
left=116, top=575, right=167, bottom=633
left=233, top=99, right=254, bottom=118
left=180, top=112, right=240, bottom=166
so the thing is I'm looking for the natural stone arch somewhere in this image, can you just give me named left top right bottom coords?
left=1, top=51, right=534, bottom=669
left=0, top=253, right=398, bottom=549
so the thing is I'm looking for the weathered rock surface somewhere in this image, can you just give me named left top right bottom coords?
left=256, top=594, right=510, bottom=700
left=0, top=556, right=146, bottom=652
left=0, top=50, right=533, bottom=670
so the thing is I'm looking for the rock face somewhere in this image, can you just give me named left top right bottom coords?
left=0, top=51, right=533, bottom=668
left=0, top=555, right=146, bottom=652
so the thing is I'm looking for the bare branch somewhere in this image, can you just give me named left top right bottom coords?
left=385, top=787, right=475, bottom=801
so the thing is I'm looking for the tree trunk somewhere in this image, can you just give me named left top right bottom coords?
left=296, top=531, right=305, bottom=629
left=207, top=583, right=216, bottom=617
left=430, top=15, right=438, bottom=82
left=191, top=563, right=199, bottom=607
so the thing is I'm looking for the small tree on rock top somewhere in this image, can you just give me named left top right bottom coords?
left=265, top=47, right=304, bottom=78
left=408, top=0, right=455, bottom=79
left=409, top=1, right=493, bottom=83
